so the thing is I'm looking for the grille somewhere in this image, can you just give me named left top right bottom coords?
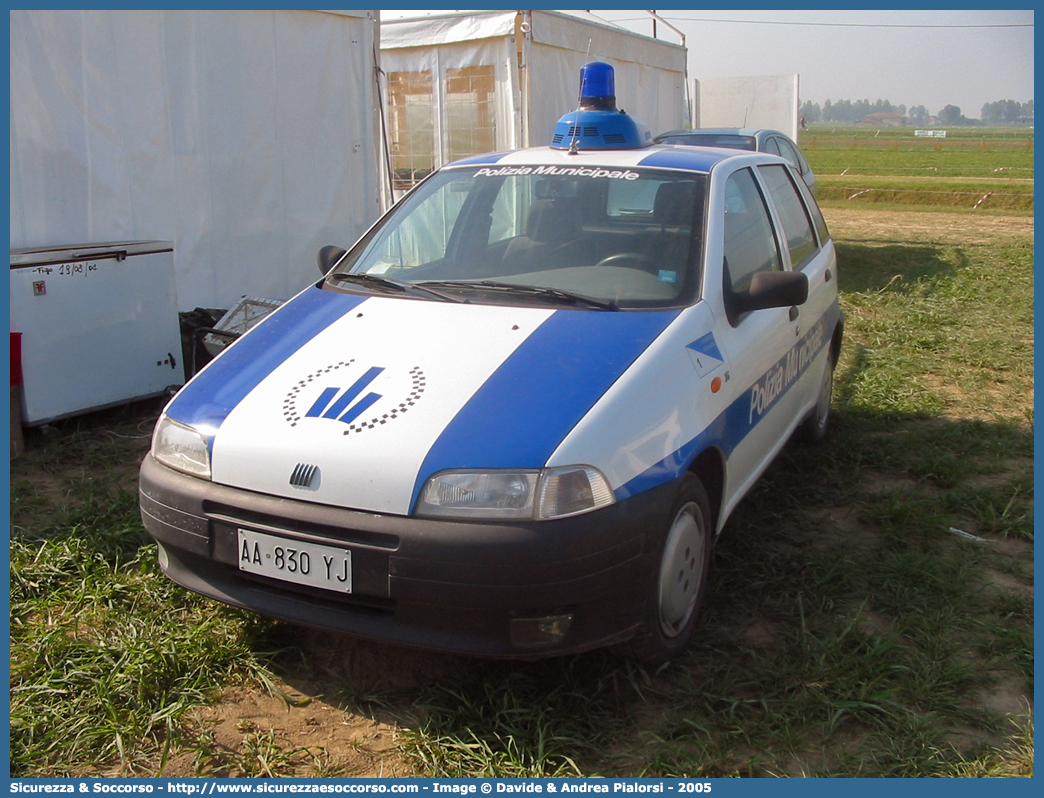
left=289, top=462, right=318, bottom=488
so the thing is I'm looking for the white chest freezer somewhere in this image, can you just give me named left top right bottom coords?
left=10, top=241, right=184, bottom=425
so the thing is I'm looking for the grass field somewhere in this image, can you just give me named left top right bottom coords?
left=9, top=141, right=1034, bottom=778
left=800, top=126, right=1033, bottom=211
left=801, top=124, right=1033, bottom=148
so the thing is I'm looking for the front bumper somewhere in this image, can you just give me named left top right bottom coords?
left=139, top=455, right=680, bottom=657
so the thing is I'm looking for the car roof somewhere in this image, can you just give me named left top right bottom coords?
left=443, top=142, right=766, bottom=175
left=655, top=128, right=789, bottom=139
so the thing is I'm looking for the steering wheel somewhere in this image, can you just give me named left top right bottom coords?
left=594, top=252, right=658, bottom=272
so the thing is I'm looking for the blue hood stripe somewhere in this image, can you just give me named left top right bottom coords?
left=165, top=287, right=367, bottom=431
left=411, top=309, right=681, bottom=510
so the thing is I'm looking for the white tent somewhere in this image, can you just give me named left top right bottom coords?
left=10, top=9, right=383, bottom=310
left=380, top=10, right=687, bottom=196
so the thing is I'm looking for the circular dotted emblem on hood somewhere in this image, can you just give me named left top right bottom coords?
left=282, top=360, right=425, bottom=435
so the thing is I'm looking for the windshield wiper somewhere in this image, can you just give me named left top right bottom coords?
left=329, top=272, right=466, bottom=303
left=418, top=280, right=617, bottom=311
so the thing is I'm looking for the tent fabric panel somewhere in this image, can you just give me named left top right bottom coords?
left=381, top=11, right=517, bottom=50
left=528, top=10, right=686, bottom=74
left=381, top=36, right=519, bottom=179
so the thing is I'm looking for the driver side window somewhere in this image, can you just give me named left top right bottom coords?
left=723, top=169, right=781, bottom=292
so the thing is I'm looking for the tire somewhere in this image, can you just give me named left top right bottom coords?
left=802, top=347, right=835, bottom=444
left=627, top=473, right=713, bottom=665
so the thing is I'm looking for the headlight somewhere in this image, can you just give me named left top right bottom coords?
left=416, top=471, right=539, bottom=519
left=416, top=466, right=615, bottom=521
left=151, top=415, right=212, bottom=480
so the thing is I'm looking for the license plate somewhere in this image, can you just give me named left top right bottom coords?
left=237, top=529, right=352, bottom=593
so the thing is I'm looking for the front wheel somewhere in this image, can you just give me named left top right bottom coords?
left=627, top=473, right=713, bottom=665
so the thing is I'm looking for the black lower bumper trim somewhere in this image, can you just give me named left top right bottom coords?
left=139, top=455, right=681, bottom=657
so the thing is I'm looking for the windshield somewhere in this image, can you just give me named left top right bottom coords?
left=658, top=134, right=757, bottom=152
left=326, top=165, right=706, bottom=309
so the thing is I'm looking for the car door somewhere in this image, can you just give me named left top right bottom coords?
left=756, top=162, right=837, bottom=428
left=710, top=164, right=804, bottom=514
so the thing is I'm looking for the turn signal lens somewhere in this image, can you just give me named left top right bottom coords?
left=537, top=466, right=615, bottom=519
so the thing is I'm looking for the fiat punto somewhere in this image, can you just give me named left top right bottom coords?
left=140, top=63, right=842, bottom=662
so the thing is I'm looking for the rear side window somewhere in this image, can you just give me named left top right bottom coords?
left=782, top=138, right=811, bottom=175
left=722, top=168, right=781, bottom=295
left=773, top=137, right=801, bottom=170
left=757, top=164, right=817, bottom=269
left=793, top=171, right=829, bottom=244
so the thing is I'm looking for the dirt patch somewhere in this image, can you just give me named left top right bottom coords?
left=861, top=471, right=933, bottom=497
left=982, top=568, right=1034, bottom=601
left=915, top=375, right=1027, bottom=423
left=822, top=206, right=1033, bottom=245
left=974, top=675, right=1034, bottom=723
left=740, top=619, right=779, bottom=647
left=960, top=457, right=1034, bottom=492
left=156, top=683, right=415, bottom=778
left=854, top=607, right=895, bottom=638
left=805, top=505, right=878, bottom=549
left=150, top=629, right=472, bottom=777
left=150, top=628, right=475, bottom=777
left=993, top=537, right=1034, bottom=562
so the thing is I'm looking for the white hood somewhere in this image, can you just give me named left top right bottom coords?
left=210, top=297, right=554, bottom=515
left=164, top=286, right=681, bottom=516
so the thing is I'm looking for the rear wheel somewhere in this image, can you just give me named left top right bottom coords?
left=802, top=347, right=835, bottom=443
left=628, top=473, right=712, bottom=665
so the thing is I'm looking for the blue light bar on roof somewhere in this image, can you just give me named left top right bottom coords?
left=579, top=61, right=616, bottom=110
left=551, top=62, right=652, bottom=151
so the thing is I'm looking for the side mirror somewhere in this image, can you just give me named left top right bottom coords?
left=318, top=245, right=347, bottom=275
left=742, top=270, right=808, bottom=312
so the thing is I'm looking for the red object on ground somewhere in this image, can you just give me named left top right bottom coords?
left=11, top=332, right=23, bottom=386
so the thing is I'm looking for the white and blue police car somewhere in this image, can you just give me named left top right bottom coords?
left=140, top=63, right=842, bottom=663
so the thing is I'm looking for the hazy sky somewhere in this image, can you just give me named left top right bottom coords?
left=383, top=9, right=1034, bottom=119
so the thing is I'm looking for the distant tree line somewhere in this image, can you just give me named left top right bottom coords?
left=981, top=99, right=1033, bottom=124
left=800, top=98, right=1033, bottom=126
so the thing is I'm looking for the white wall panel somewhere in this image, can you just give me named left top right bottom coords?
left=695, top=74, right=800, bottom=139
left=10, top=9, right=382, bottom=310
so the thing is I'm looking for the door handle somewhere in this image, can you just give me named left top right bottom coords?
left=789, top=306, right=800, bottom=322
left=825, top=268, right=833, bottom=282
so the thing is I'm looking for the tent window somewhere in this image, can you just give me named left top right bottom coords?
left=389, top=70, right=436, bottom=191
left=445, top=66, right=497, bottom=163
